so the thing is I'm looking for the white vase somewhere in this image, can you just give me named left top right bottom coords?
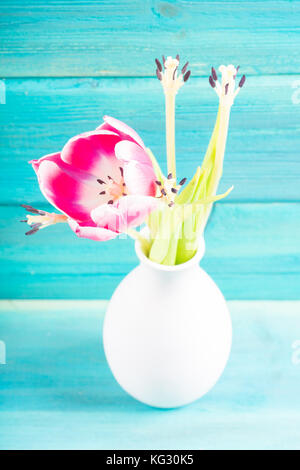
left=103, top=237, right=232, bottom=408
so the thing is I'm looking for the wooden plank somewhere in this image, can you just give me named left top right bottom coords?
left=1, top=203, right=300, bottom=300
left=1, top=1, right=300, bottom=77
left=0, top=300, right=300, bottom=449
left=1, top=75, right=299, bottom=203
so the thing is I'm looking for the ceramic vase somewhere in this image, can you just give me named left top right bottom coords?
left=103, top=237, right=232, bottom=408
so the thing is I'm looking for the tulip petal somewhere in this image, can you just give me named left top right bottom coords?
left=98, top=116, right=146, bottom=149
left=61, top=130, right=122, bottom=181
left=30, top=152, right=61, bottom=176
left=115, top=140, right=152, bottom=166
left=91, top=195, right=159, bottom=232
left=68, top=218, right=118, bottom=241
left=90, top=205, right=123, bottom=233
left=117, top=195, right=159, bottom=229
left=34, top=156, right=100, bottom=223
left=123, top=161, right=156, bottom=197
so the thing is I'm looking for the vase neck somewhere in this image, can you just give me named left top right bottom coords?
left=135, top=237, right=205, bottom=273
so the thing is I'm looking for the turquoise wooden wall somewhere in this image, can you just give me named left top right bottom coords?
left=0, top=0, right=299, bottom=299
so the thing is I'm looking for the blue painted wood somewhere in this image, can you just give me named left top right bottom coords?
left=1, top=76, right=299, bottom=203
left=0, top=300, right=299, bottom=450
left=1, top=1, right=300, bottom=77
left=0, top=0, right=299, bottom=301
left=1, top=203, right=299, bottom=300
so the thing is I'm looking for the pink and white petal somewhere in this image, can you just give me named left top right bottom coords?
left=68, top=219, right=118, bottom=241
left=37, top=158, right=100, bottom=223
left=61, top=130, right=121, bottom=181
left=116, top=195, right=160, bottom=230
left=30, top=152, right=62, bottom=176
left=123, top=161, right=156, bottom=197
left=97, top=116, right=146, bottom=150
left=91, top=204, right=123, bottom=233
left=91, top=195, right=159, bottom=233
left=115, top=140, right=152, bottom=166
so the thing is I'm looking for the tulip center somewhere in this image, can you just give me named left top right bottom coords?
left=97, top=167, right=127, bottom=204
left=107, top=180, right=126, bottom=201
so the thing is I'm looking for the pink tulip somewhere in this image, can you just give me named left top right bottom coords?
left=30, top=116, right=158, bottom=241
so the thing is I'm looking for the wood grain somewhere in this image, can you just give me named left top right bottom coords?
left=1, top=202, right=299, bottom=300
left=1, top=1, right=299, bottom=77
left=0, top=1, right=299, bottom=300
left=0, top=300, right=299, bottom=449
left=1, top=75, right=299, bottom=204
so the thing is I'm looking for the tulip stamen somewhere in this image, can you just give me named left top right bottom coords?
left=202, top=64, right=246, bottom=228
left=26, top=223, right=42, bottom=236
left=21, top=204, right=45, bottom=215
left=181, top=62, right=189, bottom=75
left=21, top=204, right=68, bottom=235
left=155, top=55, right=191, bottom=182
left=157, top=174, right=187, bottom=206
left=96, top=167, right=127, bottom=203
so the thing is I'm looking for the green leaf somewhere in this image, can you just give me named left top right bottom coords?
left=148, top=206, right=173, bottom=264
left=146, top=148, right=164, bottom=183
left=175, top=166, right=202, bottom=205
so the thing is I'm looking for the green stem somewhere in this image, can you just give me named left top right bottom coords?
left=127, top=229, right=151, bottom=256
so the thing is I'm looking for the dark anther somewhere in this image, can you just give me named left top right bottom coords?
left=155, top=180, right=162, bottom=186
left=179, top=177, right=187, bottom=186
left=171, top=188, right=178, bottom=193
left=234, top=65, right=240, bottom=79
left=21, top=204, right=40, bottom=215
left=239, top=75, right=246, bottom=88
left=176, top=54, right=180, bottom=62
left=161, top=188, right=167, bottom=196
left=168, top=202, right=175, bottom=207
left=183, top=70, right=191, bottom=82
left=211, top=67, right=218, bottom=81
left=107, top=175, right=113, bottom=181
left=25, top=223, right=42, bottom=236
left=167, top=172, right=173, bottom=179
left=225, top=83, right=229, bottom=95
left=155, top=58, right=162, bottom=72
left=209, top=76, right=215, bottom=88
left=20, top=220, right=28, bottom=223
left=25, top=228, right=39, bottom=236
left=181, top=62, right=189, bottom=75
left=99, top=191, right=106, bottom=195
left=162, top=55, right=166, bottom=68
left=156, top=69, right=162, bottom=81
left=172, top=66, right=178, bottom=80
left=119, top=166, right=124, bottom=177
left=97, top=179, right=105, bottom=184
left=108, top=200, right=114, bottom=204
